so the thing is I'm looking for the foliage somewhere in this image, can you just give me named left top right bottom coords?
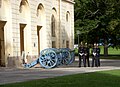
left=74, top=0, right=120, bottom=48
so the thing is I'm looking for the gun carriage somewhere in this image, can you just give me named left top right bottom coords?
left=24, top=48, right=75, bottom=69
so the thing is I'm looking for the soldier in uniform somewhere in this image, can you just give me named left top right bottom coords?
left=96, top=43, right=100, bottom=67
left=84, top=43, right=90, bottom=67
left=91, top=43, right=98, bottom=67
left=78, top=42, right=86, bottom=67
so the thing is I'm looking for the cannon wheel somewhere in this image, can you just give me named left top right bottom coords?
left=59, top=48, right=71, bottom=65
left=68, top=50, right=75, bottom=64
left=39, top=48, right=58, bottom=69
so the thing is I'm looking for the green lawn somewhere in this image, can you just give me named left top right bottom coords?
left=0, top=70, right=120, bottom=87
left=99, top=46, right=120, bottom=55
left=108, top=47, right=120, bottom=54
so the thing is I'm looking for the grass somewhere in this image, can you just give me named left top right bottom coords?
left=108, top=47, right=120, bottom=54
left=99, top=46, right=120, bottom=55
left=0, top=70, right=120, bottom=87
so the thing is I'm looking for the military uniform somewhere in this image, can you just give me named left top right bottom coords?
left=78, top=46, right=86, bottom=67
left=91, top=48, right=97, bottom=67
left=84, top=47, right=90, bottom=67
left=91, top=44, right=100, bottom=67
left=96, top=47, right=100, bottom=66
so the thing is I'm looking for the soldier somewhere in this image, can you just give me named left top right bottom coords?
left=91, top=43, right=98, bottom=67
left=96, top=43, right=100, bottom=67
left=84, top=43, right=90, bottom=67
left=78, top=42, right=86, bottom=67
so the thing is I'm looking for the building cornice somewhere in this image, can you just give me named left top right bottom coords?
left=62, top=0, right=75, bottom=4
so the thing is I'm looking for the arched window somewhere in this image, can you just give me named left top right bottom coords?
left=51, top=14, right=55, bottom=37
left=37, top=4, right=43, bottom=17
left=66, top=11, right=70, bottom=22
left=19, top=0, right=30, bottom=19
left=19, top=0, right=27, bottom=13
left=66, top=13, right=69, bottom=22
left=36, top=3, right=45, bottom=26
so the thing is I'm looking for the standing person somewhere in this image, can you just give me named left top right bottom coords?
left=91, top=43, right=98, bottom=67
left=78, top=42, right=86, bottom=67
left=78, top=42, right=85, bottom=67
left=84, top=43, right=90, bottom=67
left=96, top=43, right=100, bottom=67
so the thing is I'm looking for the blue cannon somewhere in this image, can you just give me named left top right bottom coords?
left=24, top=48, right=75, bottom=69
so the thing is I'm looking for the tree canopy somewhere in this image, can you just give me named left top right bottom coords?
left=74, top=0, right=120, bottom=49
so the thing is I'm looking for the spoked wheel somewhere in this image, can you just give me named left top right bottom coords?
left=59, top=48, right=71, bottom=65
left=68, top=49, right=75, bottom=64
left=39, top=48, right=58, bottom=69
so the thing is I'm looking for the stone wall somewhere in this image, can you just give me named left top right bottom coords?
left=0, top=0, right=74, bottom=67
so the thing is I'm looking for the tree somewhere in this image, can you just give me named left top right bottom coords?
left=74, top=0, right=120, bottom=56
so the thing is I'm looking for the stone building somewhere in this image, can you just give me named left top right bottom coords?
left=0, top=0, right=74, bottom=67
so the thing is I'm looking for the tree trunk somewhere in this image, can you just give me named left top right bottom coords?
left=104, top=39, right=108, bottom=56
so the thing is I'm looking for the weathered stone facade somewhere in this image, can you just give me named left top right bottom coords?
left=0, top=0, right=74, bottom=67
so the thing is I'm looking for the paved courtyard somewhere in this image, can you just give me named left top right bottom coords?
left=0, top=57, right=120, bottom=85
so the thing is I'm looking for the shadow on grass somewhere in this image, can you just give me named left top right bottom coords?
left=0, top=70, right=120, bottom=87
